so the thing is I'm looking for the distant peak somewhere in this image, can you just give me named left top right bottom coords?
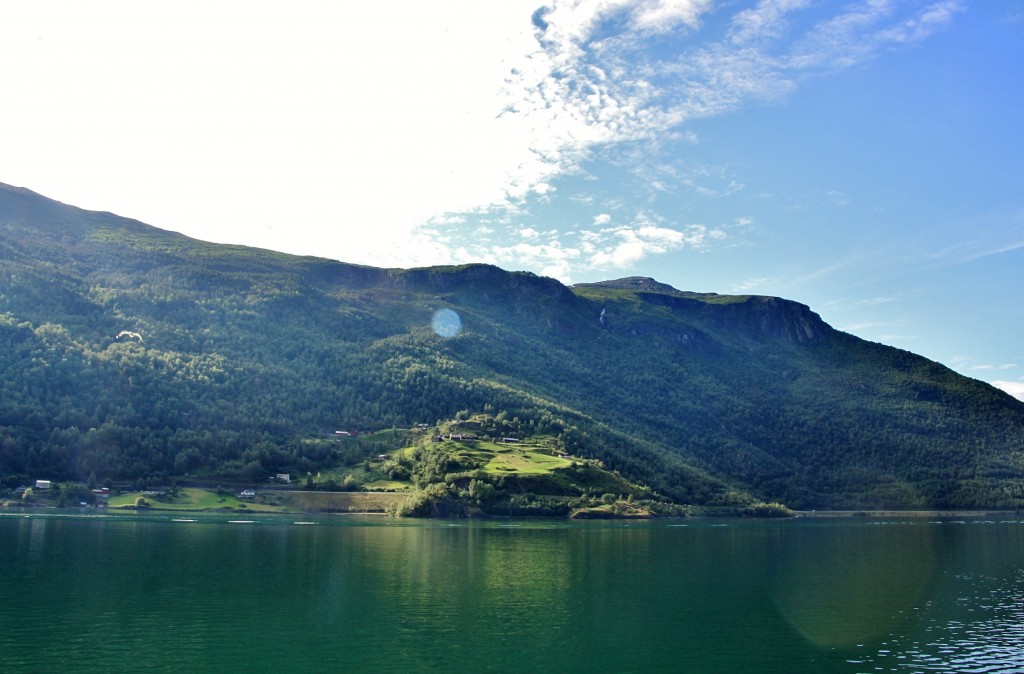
left=578, top=277, right=682, bottom=294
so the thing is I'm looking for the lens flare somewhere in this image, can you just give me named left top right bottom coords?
left=431, top=309, right=462, bottom=338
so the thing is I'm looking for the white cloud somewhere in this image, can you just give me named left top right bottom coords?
left=482, top=210, right=721, bottom=281
left=853, top=294, right=902, bottom=307
left=532, top=0, right=712, bottom=62
left=477, top=0, right=964, bottom=258
left=1, top=0, right=964, bottom=272
left=581, top=212, right=720, bottom=269
left=1, top=0, right=545, bottom=265
left=877, top=334, right=919, bottom=342
left=732, top=277, right=775, bottom=293
left=964, top=362, right=1019, bottom=373
left=590, top=226, right=684, bottom=267
left=594, top=213, right=613, bottom=225
left=991, top=381, right=1024, bottom=402
left=789, top=0, right=962, bottom=69
left=730, top=0, right=813, bottom=46
left=678, top=164, right=748, bottom=198
left=840, top=321, right=895, bottom=333
left=492, top=241, right=581, bottom=283
left=961, top=240, right=1024, bottom=263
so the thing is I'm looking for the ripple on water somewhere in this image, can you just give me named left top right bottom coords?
left=858, top=576, right=1024, bottom=673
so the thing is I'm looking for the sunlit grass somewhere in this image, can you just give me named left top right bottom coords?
left=362, top=480, right=413, bottom=491
left=476, top=442, right=572, bottom=475
left=108, top=487, right=284, bottom=512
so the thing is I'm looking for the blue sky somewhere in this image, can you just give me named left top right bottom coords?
left=2, top=1, right=1022, bottom=400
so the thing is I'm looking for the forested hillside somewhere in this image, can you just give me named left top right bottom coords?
left=2, top=182, right=1023, bottom=509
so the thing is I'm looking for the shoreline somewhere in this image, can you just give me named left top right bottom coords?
left=7, top=499, right=1022, bottom=521
left=793, top=509, right=1022, bottom=518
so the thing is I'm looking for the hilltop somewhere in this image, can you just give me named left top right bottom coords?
left=2, top=182, right=1023, bottom=513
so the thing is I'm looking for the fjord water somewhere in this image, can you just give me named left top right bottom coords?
left=2, top=514, right=1023, bottom=673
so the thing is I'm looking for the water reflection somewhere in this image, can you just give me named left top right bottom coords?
left=851, top=521, right=1024, bottom=673
left=28, top=517, right=47, bottom=560
left=3, top=515, right=1024, bottom=673
left=768, top=521, right=938, bottom=649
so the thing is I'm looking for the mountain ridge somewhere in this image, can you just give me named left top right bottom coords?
left=2, top=182, right=1022, bottom=510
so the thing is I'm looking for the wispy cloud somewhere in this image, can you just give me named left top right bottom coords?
left=852, top=294, right=903, bottom=307
left=960, top=239, right=1024, bottom=263
left=839, top=320, right=902, bottom=333
left=2, top=0, right=965, bottom=274
left=790, top=259, right=852, bottom=286
left=878, top=334, right=919, bottom=342
left=951, top=357, right=1020, bottom=376
left=969, top=363, right=1018, bottom=372
left=991, top=380, right=1024, bottom=402
left=477, top=210, right=725, bottom=282
left=732, top=277, right=776, bottom=293
left=417, top=0, right=963, bottom=274
left=502, top=0, right=963, bottom=190
left=788, top=0, right=963, bottom=70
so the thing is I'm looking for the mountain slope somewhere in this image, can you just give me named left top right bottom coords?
left=2, top=182, right=1023, bottom=509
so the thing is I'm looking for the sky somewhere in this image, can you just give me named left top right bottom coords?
left=2, top=1, right=1022, bottom=400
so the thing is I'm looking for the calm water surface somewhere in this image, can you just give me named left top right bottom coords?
left=1, top=512, right=1022, bottom=673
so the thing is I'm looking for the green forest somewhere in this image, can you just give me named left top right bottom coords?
left=2, top=182, right=1024, bottom=511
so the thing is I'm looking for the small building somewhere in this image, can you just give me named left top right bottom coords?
left=275, top=473, right=291, bottom=484
left=502, top=438, right=520, bottom=444
left=34, top=480, right=53, bottom=490
left=239, top=490, right=256, bottom=499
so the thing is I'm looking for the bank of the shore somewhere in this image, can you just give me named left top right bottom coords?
left=795, top=509, right=1022, bottom=518
left=9, top=485, right=1023, bottom=521
left=5, top=487, right=407, bottom=515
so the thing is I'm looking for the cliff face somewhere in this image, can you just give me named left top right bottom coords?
left=575, top=278, right=831, bottom=347
left=636, top=292, right=830, bottom=345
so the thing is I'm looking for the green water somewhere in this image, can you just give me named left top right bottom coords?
left=2, top=513, right=1022, bottom=673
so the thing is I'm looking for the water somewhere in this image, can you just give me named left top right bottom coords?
left=1, top=513, right=1022, bottom=673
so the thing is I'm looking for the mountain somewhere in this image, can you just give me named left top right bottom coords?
left=2, top=182, right=1023, bottom=510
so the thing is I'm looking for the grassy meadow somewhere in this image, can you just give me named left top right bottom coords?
left=107, top=487, right=405, bottom=514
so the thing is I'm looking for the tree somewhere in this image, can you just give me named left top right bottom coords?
left=468, top=478, right=496, bottom=504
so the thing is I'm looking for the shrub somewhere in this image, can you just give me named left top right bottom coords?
left=742, top=502, right=794, bottom=518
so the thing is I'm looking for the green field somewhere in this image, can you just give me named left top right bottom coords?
left=362, top=480, right=413, bottom=491
left=475, top=442, right=573, bottom=475
left=276, top=491, right=406, bottom=513
left=106, top=488, right=405, bottom=514
left=108, top=488, right=286, bottom=512
left=417, top=438, right=575, bottom=476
